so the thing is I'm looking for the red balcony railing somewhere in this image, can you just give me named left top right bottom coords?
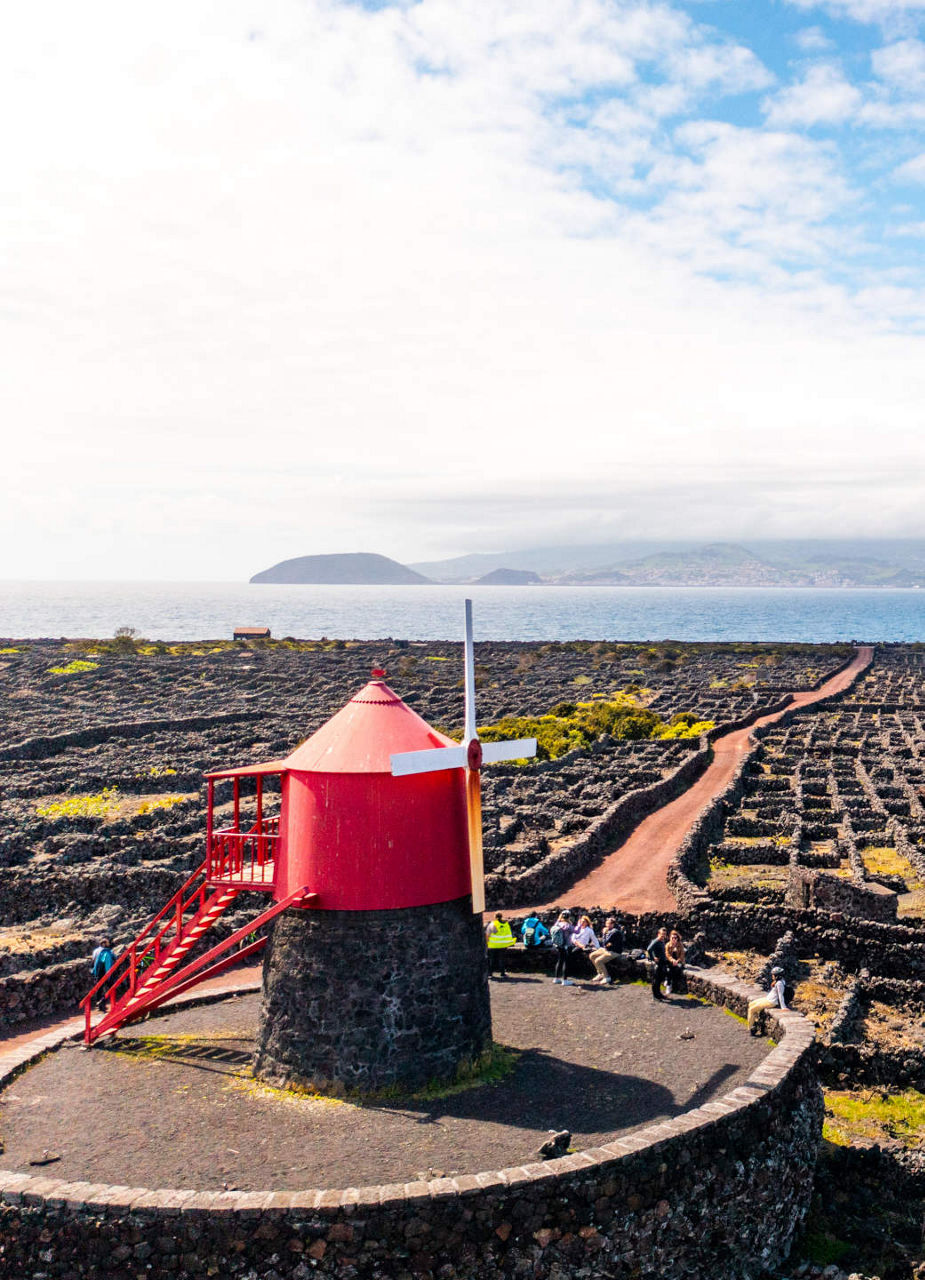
left=207, top=816, right=279, bottom=888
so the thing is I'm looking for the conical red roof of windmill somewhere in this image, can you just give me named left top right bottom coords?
left=283, top=674, right=458, bottom=774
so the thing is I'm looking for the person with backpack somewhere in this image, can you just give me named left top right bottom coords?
left=550, top=910, right=575, bottom=986
left=520, top=913, right=551, bottom=949
left=646, top=927, right=670, bottom=1001
left=590, top=916, right=624, bottom=984
left=90, top=937, right=116, bottom=1009
left=485, top=913, right=517, bottom=979
left=747, top=966, right=790, bottom=1035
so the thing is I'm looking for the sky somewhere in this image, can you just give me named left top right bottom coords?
left=3, top=0, right=925, bottom=580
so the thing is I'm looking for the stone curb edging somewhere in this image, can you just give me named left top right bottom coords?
left=0, top=968, right=816, bottom=1219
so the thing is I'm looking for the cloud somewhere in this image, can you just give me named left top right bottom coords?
left=894, top=152, right=925, bottom=180
left=1, top=0, right=924, bottom=577
left=635, top=121, right=854, bottom=274
left=794, top=26, right=835, bottom=52
left=763, top=62, right=862, bottom=126
left=872, top=37, right=925, bottom=90
left=785, top=0, right=925, bottom=29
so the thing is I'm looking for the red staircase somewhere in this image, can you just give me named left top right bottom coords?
left=81, top=855, right=315, bottom=1046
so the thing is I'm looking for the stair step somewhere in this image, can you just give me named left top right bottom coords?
left=85, top=877, right=297, bottom=1045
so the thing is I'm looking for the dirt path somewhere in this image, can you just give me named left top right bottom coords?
left=540, top=646, right=874, bottom=915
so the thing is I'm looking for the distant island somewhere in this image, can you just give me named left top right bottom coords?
left=475, top=568, right=542, bottom=585
left=249, top=540, right=925, bottom=588
left=250, top=553, right=431, bottom=585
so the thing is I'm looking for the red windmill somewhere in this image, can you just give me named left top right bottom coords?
left=82, top=602, right=535, bottom=1094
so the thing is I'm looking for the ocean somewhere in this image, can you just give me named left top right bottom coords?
left=1, top=582, right=923, bottom=643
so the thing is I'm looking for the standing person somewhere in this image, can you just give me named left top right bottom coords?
left=550, top=910, right=575, bottom=986
left=747, top=966, right=789, bottom=1035
left=665, top=929, right=686, bottom=995
left=521, top=912, right=551, bottom=948
left=485, top=913, right=516, bottom=979
left=590, top=917, right=624, bottom=984
left=646, top=927, right=670, bottom=1001
left=90, top=937, right=116, bottom=1009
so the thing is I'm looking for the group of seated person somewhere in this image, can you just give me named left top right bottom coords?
left=488, top=913, right=794, bottom=1031
left=486, top=910, right=687, bottom=993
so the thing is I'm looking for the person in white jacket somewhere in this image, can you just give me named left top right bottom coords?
left=571, top=915, right=600, bottom=952
left=747, top=966, right=789, bottom=1035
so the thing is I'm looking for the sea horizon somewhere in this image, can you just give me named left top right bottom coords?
left=2, top=581, right=925, bottom=644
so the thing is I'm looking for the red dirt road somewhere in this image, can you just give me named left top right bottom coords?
left=540, top=646, right=874, bottom=915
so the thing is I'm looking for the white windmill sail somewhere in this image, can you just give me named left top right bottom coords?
left=390, top=598, right=537, bottom=913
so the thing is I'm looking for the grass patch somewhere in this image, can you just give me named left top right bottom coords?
left=824, top=1087, right=925, bottom=1147
left=800, top=1221, right=852, bottom=1268
left=0, top=647, right=21, bottom=654
left=861, top=846, right=918, bottom=883
left=117, top=1034, right=519, bottom=1107
left=36, top=787, right=119, bottom=819
left=48, top=659, right=98, bottom=676
left=137, top=794, right=188, bottom=815
left=861, top=845, right=901, bottom=867
left=235, top=1044, right=520, bottom=1107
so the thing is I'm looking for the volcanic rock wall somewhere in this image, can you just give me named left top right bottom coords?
left=0, top=972, right=820, bottom=1280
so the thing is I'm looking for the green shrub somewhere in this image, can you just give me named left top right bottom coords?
left=479, top=691, right=709, bottom=760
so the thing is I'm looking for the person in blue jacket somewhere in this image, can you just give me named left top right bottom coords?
left=520, top=913, right=551, bottom=948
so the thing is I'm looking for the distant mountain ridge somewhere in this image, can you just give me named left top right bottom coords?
left=251, top=553, right=431, bottom=585
left=249, top=541, right=925, bottom=587
left=409, top=539, right=925, bottom=587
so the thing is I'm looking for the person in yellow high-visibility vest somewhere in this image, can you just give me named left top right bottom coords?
left=485, top=912, right=516, bottom=979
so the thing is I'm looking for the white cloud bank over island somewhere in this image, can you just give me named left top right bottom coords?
left=2, top=0, right=925, bottom=578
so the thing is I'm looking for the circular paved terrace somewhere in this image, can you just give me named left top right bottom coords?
left=0, top=977, right=769, bottom=1190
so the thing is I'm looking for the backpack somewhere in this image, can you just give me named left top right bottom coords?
left=523, top=925, right=537, bottom=947
left=784, top=982, right=796, bottom=1006
left=550, top=925, right=568, bottom=948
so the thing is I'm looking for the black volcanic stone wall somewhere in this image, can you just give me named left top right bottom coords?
left=254, top=896, right=492, bottom=1093
left=0, top=979, right=821, bottom=1280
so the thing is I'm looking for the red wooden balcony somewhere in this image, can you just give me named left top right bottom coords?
left=207, top=817, right=279, bottom=888
left=204, top=762, right=284, bottom=891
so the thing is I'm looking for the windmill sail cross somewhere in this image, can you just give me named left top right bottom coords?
left=389, top=600, right=537, bottom=913
left=390, top=745, right=468, bottom=777
left=480, top=738, right=537, bottom=764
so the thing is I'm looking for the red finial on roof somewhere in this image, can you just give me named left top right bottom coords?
left=371, top=668, right=386, bottom=679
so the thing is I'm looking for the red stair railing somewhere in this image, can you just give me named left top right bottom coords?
left=82, top=883, right=316, bottom=1045
left=82, top=860, right=213, bottom=1037
left=93, top=885, right=317, bottom=1035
